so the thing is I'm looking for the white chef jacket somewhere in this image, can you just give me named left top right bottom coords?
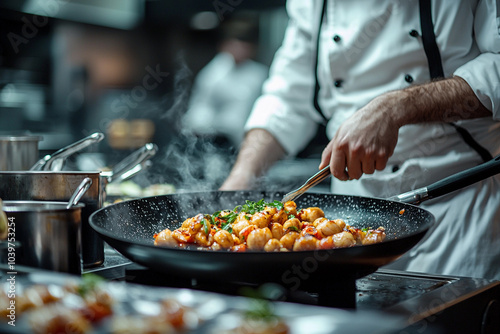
left=245, top=0, right=500, bottom=279
left=184, top=52, right=268, bottom=147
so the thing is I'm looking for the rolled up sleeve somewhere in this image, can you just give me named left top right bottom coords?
left=453, top=0, right=500, bottom=120
left=244, top=1, right=324, bottom=156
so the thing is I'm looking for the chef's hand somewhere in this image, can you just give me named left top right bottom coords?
left=319, top=93, right=401, bottom=181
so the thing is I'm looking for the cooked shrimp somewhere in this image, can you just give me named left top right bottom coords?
left=312, top=217, right=328, bottom=227
left=211, top=242, right=222, bottom=251
left=250, top=211, right=272, bottom=228
left=232, top=234, right=242, bottom=245
left=232, top=219, right=250, bottom=237
left=246, top=227, right=272, bottom=251
left=194, top=231, right=214, bottom=247
left=283, top=201, right=297, bottom=216
left=332, top=231, right=356, bottom=248
left=154, top=229, right=179, bottom=248
left=362, top=227, right=386, bottom=245
left=180, top=214, right=205, bottom=235
left=298, top=207, right=324, bottom=222
left=231, top=244, right=248, bottom=252
left=316, top=219, right=343, bottom=238
left=270, top=222, right=284, bottom=240
left=280, top=231, right=300, bottom=250
left=293, top=235, right=319, bottom=251
left=214, top=230, right=234, bottom=249
left=172, top=229, right=194, bottom=244
left=154, top=199, right=386, bottom=252
left=268, top=207, right=288, bottom=225
left=283, top=218, right=301, bottom=232
left=318, top=236, right=334, bottom=249
left=264, top=238, right=282, bottom=252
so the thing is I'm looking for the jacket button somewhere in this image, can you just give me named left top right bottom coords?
left=334, top=79, right=343, bottom=88
left=409, top=30, right=419, bottom=37
left=333, top=35, right=341, bottom=43
left=404, top=74, right=414, bottom=83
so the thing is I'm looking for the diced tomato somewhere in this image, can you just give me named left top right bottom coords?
left=240, top=225, right=255, bottom=240
left=301, top=225, right=320, bottom=239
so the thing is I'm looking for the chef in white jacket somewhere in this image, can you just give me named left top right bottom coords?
left=183, top=16, right=268, bottom=148
left=221, top=0, right=500, bottom=280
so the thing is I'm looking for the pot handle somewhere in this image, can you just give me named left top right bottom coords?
left=103, top=143, right=158, bottom=184
left=389, top=155, right=500, bottom=204
left=66, top=177, right=93, bottom=209
left=30, top=132, right=105, bottom=171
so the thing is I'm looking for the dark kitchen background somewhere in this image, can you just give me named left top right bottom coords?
left=0, top=0, right=327, bottom=192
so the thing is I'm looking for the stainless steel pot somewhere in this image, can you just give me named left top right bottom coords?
left=0, top=143, right=159, bottom=268
left=0, top=171, right=104, bottom=268
left=2, top=201, right=85, bottom=275
left=0, top=135, right=43, bottom=171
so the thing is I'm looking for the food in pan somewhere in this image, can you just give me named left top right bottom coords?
left=154, top=199, right=386, bottom=252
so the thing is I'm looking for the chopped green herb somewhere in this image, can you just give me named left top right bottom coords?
left=287, top=226, right=300, bottom=232
left=206, top=199, right=285, bottom=233
left=267, top=200, right=284, bottom=210
left=223, top=223, right=233, bottom=233
left=240, top=286, right=280, bottom=323
left=77, top=273, right=105, bottom=297
left=202, top=216, right=210, bottom=234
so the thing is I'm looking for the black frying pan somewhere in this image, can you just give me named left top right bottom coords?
left=89, top=155, right=500, bottom=289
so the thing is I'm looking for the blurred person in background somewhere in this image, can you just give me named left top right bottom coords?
left=182, top=14, right=269, bottom=149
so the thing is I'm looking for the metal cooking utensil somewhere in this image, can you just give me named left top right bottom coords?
left=281, top=165, right=331, bottom=203
left=66, top=177, right=93, bottom=209
left=30, top=132, right=105, bottom=171
left=101, top=143, right=158, bottom=184
left=283, top=154, right=500, bottom=204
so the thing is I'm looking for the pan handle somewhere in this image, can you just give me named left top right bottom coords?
left=389, top=155, right=500, bottom=204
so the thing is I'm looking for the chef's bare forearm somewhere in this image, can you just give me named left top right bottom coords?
left=319, top=76, right=492, bottom=180
left=220, top=129, right=286, bottom=190
left=388, top=76, right=491, bottom=127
